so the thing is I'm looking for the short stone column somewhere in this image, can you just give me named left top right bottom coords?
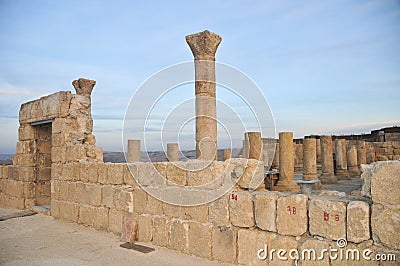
left=320, top=136, right=337, bottom=183
left=223, top=149, right=232, bottom=160
left=378, top=131, right=385, bottom=142
left=246, top=132, right=262, bottom=160
left=347, top=145, right=360, bottom=176
left=357, top=140, right=367, bottom=169
left=273, top=132, right=300, bottom=192
left=127, top=139, right=141, bottom=162
left=335, top=139, right=349, bottom=179
left=302, top=138, right=321, bottom=189
left=167, top=143, right=179, bottom=162
left=186, top=30, right=222, bottom=160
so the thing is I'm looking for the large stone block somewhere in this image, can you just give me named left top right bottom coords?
left=299, top=239, right=330, bottom=266
left=93, top=206, right=109, bottom=230
left=209, top=194, right=230, bottom=226
left=0, top=194, right=25, bottom=209
left=108, top=208, right=124, bottom=235
left=238, top=159, right=265, bottom=190
left=59, top=181, right=77, bottom=202
left=168, top=219, right=188, bottom=253
left=16, top=140, right=34, bottom=154
left=108, top=163, right=124, bottom=185
left=4, top=180, right=25, bottom=198
left=254, top=191, right=279, bottom=232
left=114, top=186, right=133, bottom=212
left=277, top=194, right=308, bottom=236
left=124, top=163, right=138, bottom=187
left=229, top=191, right=254, bottom=227
left=146, top=194, right=163, bottom=215
left=163, top=202, right=180, bottom=218
left=238, top=229, right=273, bottom=266
left=18, top=124, right=35, bottom=141
left=97, top=163, right=110, bottom=184
left=78, top=204, right=96, bottom=226
left=347, top=201, right=370, bottom=243
left=181, top=204, right=208, bottom=223
left=121, top=215, right=137, bottom=243
left=101, top=185, right=115, bottom=208
left=137, top=215, right=153, bottom=242
left=269, top=234, right=298, bottom=266
left=309, top=198, right=347, bottom=240
left=371, top=204, right=400, bottom=250
left=212, top=226, right=237, bottom=263
left=152, top=216, right=169, bottom=247
left=51, top=200, right=79, bottom=223
left=166, top=163, right=187, bottom=186
left=87, top=162, right=99, bottom=183
left=133, top=187, right=147, bottom=214
left=188, top=222, right=212, bottom=259
left=370, top=161, right=400, bottom=205
left=76, top=182, right=102, bottom=206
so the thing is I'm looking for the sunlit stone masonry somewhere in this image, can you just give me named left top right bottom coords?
left=302, top=138, right=321, bottom=189
left=186, top=30, right=222, bottom=161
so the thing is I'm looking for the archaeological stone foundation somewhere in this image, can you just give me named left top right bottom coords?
left=1, top=30, right=400, bottom=265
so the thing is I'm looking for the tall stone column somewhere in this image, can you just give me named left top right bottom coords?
left=316, top=138, right=322, bottom=164
left=127, top=139, right=141, bottom=162
left=223, top=149, right=231, bottom=161
left=335, top=139, right=349, bottom=179
left=357, top=140, right=367, bottom=168
left=262, top=138, right=276, bottom=170
left=302, top=138, right=321, bottom=189
left=167, top=143, right=179, bottom=162
left=186, top=30, right=222, bottom=160
left=246, top=132, right=262, bottom=160
left=272, top=143, right=280, bottom=169
left=273, top=132, right=300, bottom=192
left=347, top=145, right=360, bottom=176
left=320, top=136, right=337, bottom=183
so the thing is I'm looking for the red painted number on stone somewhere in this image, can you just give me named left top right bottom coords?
left=324, top=211, right=329, bottom=221
left=231, top=193, right=238, bottom=201
left=287, top=206, right=296, bottom=215
left=335, top=214, right=339, bottom=221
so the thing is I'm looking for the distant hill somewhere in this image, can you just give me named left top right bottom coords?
left=0, top=154, right=13, bottom=165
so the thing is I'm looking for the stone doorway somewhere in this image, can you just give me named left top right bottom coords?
left=33, top=122, right=52, bottom=206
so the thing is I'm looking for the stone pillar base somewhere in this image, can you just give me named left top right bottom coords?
left=348, top=166, right=361, bottom=177
left=272, top=181, right=300, bottom=192
left=319, top=174, right=337, bottom=184
left=302, top=174, right=321, bottom=189
left=336, top=170, right=349, bottom=179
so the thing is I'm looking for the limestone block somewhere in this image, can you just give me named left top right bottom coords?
left=229, top=191, right=255, bottom=227
left=97, top=163, right=110, bottom=184
left=371, top=204, right=400, bottom=250
left=121, top=216, right=137, bottom=243
left=146, top=194, right=163, bottom=215
left=4, top=180, right=25, bottom=198
left=51, top=146, right=66, bottom=164
left=59, top=181, right=76, bottom=202
left=137, top=162, right=166, bottom=187
left=124, top=163, right=138, bottom=187
left=51, top=200, right=79, bottom=223
left=87, top=162, right=99, bottom=183
left=238, top=229, right=273, bottom=266
left=238, top=159, right=265, bottom=190
left=16, top=140, right=34, bottom=154
left=23, top=182, right=35, bottom=198
left=79, top=163, right=89, bottom=182
left=347, top=201, right=370, bottom=243
left=212, top=226, right=237, bottom=263
left=330, top=240, right=378, bottom=266
left=114, top=186, right=133, bottom=212
left=254, top=191, right=279, bottom=232
left=168, top=219, right=188, bottom=253
left=108, top=208, right=124, bottom=235
left=166, top=163, right=187, bottom=186
left=66, top=145, right=86, bottom=162
left=309, top=198, right=347, bottom=240
left=137, top=215, right=153, bottom=242
left=276, top=194, right=308, bottom=236
left=163, top=202, right=180, bottom=218
left=62, top=163, right=80, bottom=181
left=76, top=182, right=102, bottom=206
left=188, top=221, right=212, bottom=259
left=269, top=235, right=298, bottom=266
left=79, top=204, right=96, bottom=226
left=370, top=161, right=400, bottom=205
left=361, top=164, right=373, bottom=198
left=209, top=194, right=230, bottom=226
left=15, top=154, right=35, bottom=167
left=18, top=124, right=35, bottom=141
left=107, top=163, right=124, bottom=185
left=133, top=187, right=147, bottom=214
left=299, top=239, right=330, bottom=266
left=152, top=216, right=170, bottom=247
left=181, top=204, right=209, bottom=223
left=0, top=194, right=25, bottom=209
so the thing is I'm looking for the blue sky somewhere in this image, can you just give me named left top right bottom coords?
left=0, top=0, right=399, bottom=153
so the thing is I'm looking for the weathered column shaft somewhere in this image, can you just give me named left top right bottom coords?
left=316, top=138, right=322, bottom=164
left=320, top=135, right=337, bottom=183
left=347, top=145, right=360, bottom=176
left=335, top=139, right=349, bottom=179
left=186, top=30, right=222, bottom=160
left=302, top=138, right=321, bottom=189
left=127, top=139, right=141, bottom=162
left=357, top=140, right=367, bottom=166
left=272, top=132, right=300, bottom=192
left=246, top=132, right=263, bottom=160
left=223, top=149, right=231, bottom=161
left=262, top=138, right=276, bottom=170
left=167, top=143, right=179, bottom=162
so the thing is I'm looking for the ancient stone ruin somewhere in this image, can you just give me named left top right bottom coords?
left=1, top=30, right=399, bottom=265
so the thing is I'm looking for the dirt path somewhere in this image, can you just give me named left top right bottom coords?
left=0, top=207, right=226, bottom=266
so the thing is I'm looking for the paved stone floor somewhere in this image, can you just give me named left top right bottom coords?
left=0, top=207, right=227, bottom=266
